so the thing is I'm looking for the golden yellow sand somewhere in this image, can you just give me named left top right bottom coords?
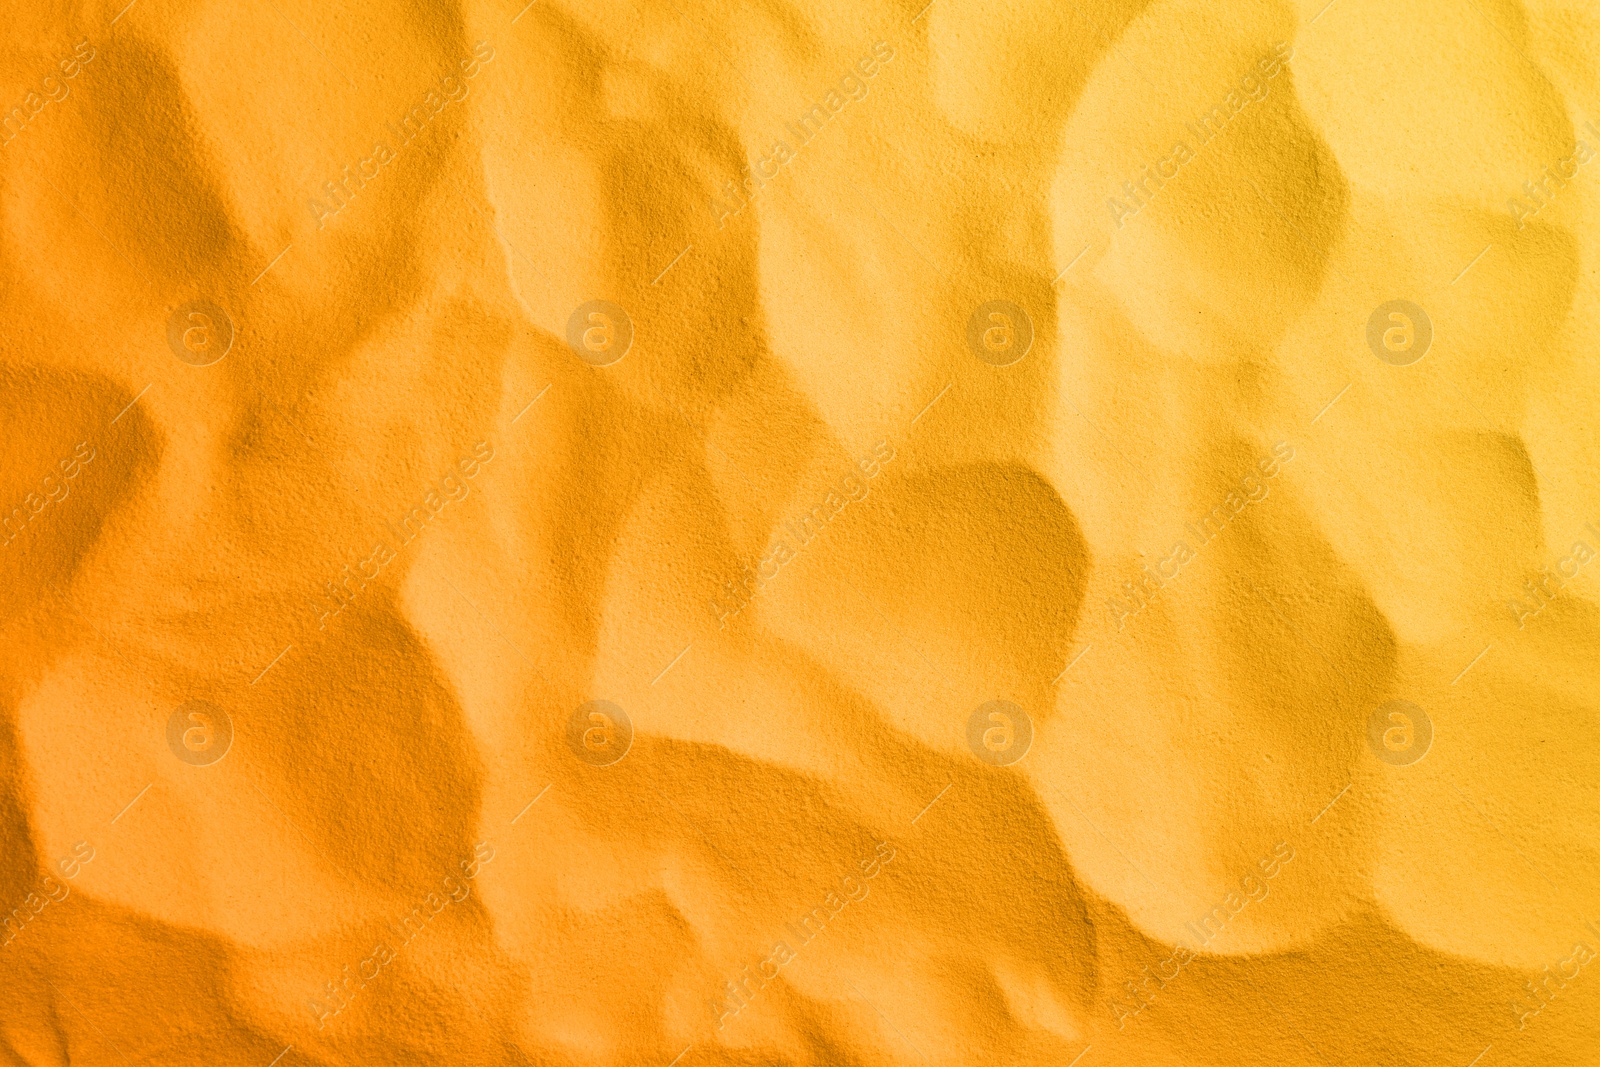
left=3, top=0, right=1599, bottom=1063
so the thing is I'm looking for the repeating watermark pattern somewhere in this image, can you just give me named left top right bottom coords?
left=711, top=840, right=896, bottom=1029
left=707, top=42, right=896, bottom=229
left=1365, top=300, right=1431, bottom=365
left=165, top=300, right=235, bottom=366
left=23, top=7, right=1592, bottom=1059
left=165, top=700, right=233, bottom=766
left=1, top=38, right=96, bottom=150
left=1510, top=926, right=1599, bottom=1030
left=566, top=700, right=632, bottom=766
left=708, top=440, right=896, bottom=628
left=308, top=42, right=496, bottom=230
left=564, top=301, right=633, bottom=366
left=1366, top=699, right=1431, bottom=766
left=314, top=441, right=495, bottom=631
left=1107, top=442, right=1295, bottom=631
left=1, top=441, right=96, bottom=549
left=1, top=841, right=95, bottom=951
left=965, top=300, right=1033, bottom=366
left=1110, top=840, right=1294, bottom=1028
left=1506, top=525, right=1598, bottom=629
left=965, top=701, right=1032, bottom=766
left=1506, top=124, right=1598, bottom=230
left=307, top=842, right=495, bottom=1029
left=1107, top=42, right=1292, bottom=228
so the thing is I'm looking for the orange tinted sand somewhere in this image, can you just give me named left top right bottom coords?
left=3, top=0, right=1599, bottom=1064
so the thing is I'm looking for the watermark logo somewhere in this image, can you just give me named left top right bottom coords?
left=308, top=41, right=496, bottom=231
left=708, top=41, right=895, bottom=229
left=166, top=300, right=234, bottom=366
left=166, top=700, right=233, bottom=766
left=1109, top=442, right=1295, bottom=631
left=1507, top=125, right=1598, bottom=230
left=966, top=301, right=1033, bottom=366
left=1365, top=300, right=1431, bottom=366
left=565, top=301, right=632, bottom=366
left=1108, top=43, right=1292, bottom=229
left=966, top=700, right=1032, bottom=766
left=1506, top=526, right=1598, bottom=629
left=709, top=440, right=895, bottom=629
left=1, top=37, right=96, bottom=151
left=712, top=840, right=895, bottom=1030
left=567, top=700, right=632, bottom=766
left=308, top=842, right=494, bottom=1030
left=1510, top=926, right=1599, bottom=1031
left=1366, top=699, right=1431, bottom=766
left=2, top=842, right=94, bottom=952
left=1111, top=840, right=1294, bottom=1028
left=1, top=440, right=96, bottom=549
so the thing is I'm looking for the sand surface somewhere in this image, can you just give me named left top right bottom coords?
left=3, top=0, right=1600, bottom=1063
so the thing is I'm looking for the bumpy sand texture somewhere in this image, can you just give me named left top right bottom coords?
left=2, top=0, right=1598, bottom=1063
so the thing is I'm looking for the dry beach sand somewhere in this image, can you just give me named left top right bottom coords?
left=2, top=0, right=1600, bottom=1063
